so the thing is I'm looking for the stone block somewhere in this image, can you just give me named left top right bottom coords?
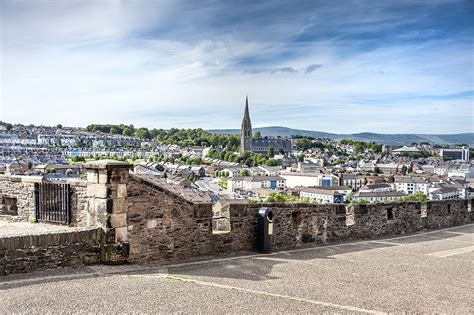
left=115, top=227, right=128, bottom=242
left=108, top=169, right=129, bottom=184
left=98, top=170, right=109, bottom=184
left=147, top=219, right=158, bottom=229
left=113, top=198, right=128, bottom=214
left=86, top=184, right=108, bottom=198
left=82, top=254, right=99, bottom=265
left=87, top=170, right=99, bottom=184
left=100, top=243, right=129, bottom=265
left=230, top=204, right=247, bottom=217
left=193, top=204, right=213, bottom=218
left=94, top=199, right=107, bottom=215
left=109, top=213, right=127, bottom=228
left=117, top=184, right=128, bottom=198
left=145, top=207, right=164, bottom=219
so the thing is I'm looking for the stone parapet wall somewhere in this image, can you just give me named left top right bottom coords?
left=68, top=179, right=88, bottom=226
left=0, top=228, right=103, bottom=276
left=0, top=175, right=97, bottom=227
left=127, top=176, right=472, bottom=264
left=0, top=175, right=41, bottom=219
left=1, top=163, right=472, bottom=274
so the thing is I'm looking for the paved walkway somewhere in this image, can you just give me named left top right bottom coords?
left=0, top=221, right=83, bottom=238
left=1, top=224, right=473, bottom=313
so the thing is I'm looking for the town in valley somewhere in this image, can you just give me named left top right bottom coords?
left=1, top=97, right=472, bottom=209
left=1, top=1, right=472, bottom=313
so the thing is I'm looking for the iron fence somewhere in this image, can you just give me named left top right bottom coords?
left=34, top=183, right=71, bottom=225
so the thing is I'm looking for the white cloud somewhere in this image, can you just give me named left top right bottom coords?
left=0, top=0, right=472, bottom=133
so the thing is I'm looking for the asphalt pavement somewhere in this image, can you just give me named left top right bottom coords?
left=1, top=224, right=472, bottom=314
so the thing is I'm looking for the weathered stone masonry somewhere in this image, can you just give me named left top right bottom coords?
left=83, top=160, right=131, bottom=264
left=126, top=175, right=472, bottom=264
left=0, top=228, right=103, bottom=276
left=0, top=160, right=131, bottom=275
left=1, top=160, right=472, bottom=275
left=0, top=175, right=39, bottom=220
left=0, top=175, right=89, bottom=226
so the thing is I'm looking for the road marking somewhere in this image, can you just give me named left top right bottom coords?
left=2, top=224, right=472, bottom=288
left=157, top=224, right=474, bottom=269
left=444, top=231, right=471, bottom=235
left=368, top=240, right=402, bottom=246
left=428, top=245, right=474, bottom=258
left=131, top=274, right=385, bottom=314
left=423, top=234, right=473, bottom=244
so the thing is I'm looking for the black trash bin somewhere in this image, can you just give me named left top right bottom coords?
left=257, top=207, right=273, bottom=253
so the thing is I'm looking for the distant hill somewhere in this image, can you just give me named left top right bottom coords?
left=207, top=126, right=474, bottom=146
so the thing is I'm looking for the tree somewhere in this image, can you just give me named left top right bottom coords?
left=400, top=165, right=408, bottom=175
left=295, top=138, right=312, bottom=150
left=253, top=131, right=262, bottom=140
left=265, top=159, right=278, bottom=166
left=72, top=156, right=86, bottom=162
left=220, top=178, right=228, bottom=189
left=56, top=124, right=63, bottom=129
left=110, top=127, right=119, bottom=134
left=265, top=192, right=296, bottom=203
left=240, top=169, right=250, bottom=176
left=268, top=146, right=275, bottom=158
left=122, top=127, right=132, bottom=136
left=135, top=128, right=151, bottom=139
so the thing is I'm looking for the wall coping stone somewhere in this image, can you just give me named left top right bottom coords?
left=84, top=160, right=132, bottom=170
left=0, top=174, right=44, bottom=183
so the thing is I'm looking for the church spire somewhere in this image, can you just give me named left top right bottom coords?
left=244, top=95, right=250, bottom=120
left=240, top=96, right=253, bottom=153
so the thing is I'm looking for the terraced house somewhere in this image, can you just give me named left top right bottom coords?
left=227, top=175, right=286, bottom=192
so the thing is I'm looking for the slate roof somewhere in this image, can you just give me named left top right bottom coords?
left=252, top=139, right=292, bottom=150
left=355, top=191, right=406, bottom=197
left=299, top=186, right=351, bottom=196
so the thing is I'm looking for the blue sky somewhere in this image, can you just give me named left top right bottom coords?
left=1, top=0, right=473, bottom=133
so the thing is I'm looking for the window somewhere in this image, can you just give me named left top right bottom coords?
left=387, top=208, right=394, bottom=221
left=0, top=196, right=18, bottom=216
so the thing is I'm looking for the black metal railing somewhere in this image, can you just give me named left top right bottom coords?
left=34, top=183, right=71, bottom=225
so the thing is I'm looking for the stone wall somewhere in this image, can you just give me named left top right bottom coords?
left=0, top=161, right=132, bottom=275
left=0, top=175, right=89, bottom=226
left=69, top=179, right=89, bottom=226
left=0, top=175, right=39, bottom=220
left=1, top=163, right=472, bottom=273
left=0, top=228, right=103, bottom=276
left=127, top=176, right=472, bottom=264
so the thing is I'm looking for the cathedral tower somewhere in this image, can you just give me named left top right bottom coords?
left=240, top=96, right=253, bottom=153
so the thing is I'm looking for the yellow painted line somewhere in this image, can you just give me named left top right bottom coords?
left=428, top=245, right=474, bottom=258
left=130, top=274, right=385, bottom=314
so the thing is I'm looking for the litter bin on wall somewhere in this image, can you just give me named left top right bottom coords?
left=257, top=207, right=274, bottom=253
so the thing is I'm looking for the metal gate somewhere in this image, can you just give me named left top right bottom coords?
left=34, top=183, right=71, bottom=225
